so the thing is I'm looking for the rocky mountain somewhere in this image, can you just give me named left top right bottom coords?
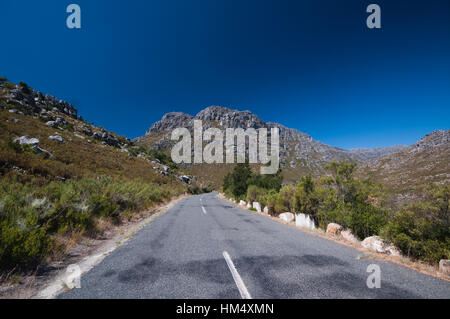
left=138, top=106, right=449, bottom=195
left=357, top=130, right=450, bottom=203
left=0, top=78, right=192, bottom=186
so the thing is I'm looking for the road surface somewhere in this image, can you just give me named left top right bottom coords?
left=60, top=193, right=450, bottom=299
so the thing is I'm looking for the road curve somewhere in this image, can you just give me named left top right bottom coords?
left=60, top=192, right=450, bottom=299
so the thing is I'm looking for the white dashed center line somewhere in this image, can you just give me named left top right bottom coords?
left=223, top=251, right=252, bottom=299
left=201, top=206, right=207, bottom=214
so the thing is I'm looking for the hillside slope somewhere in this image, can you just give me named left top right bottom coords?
left=0, top=78, right=189, bottom=271
left=141, top=106, right=449, bottom=193
left=357, top=130, right=450, bottom=203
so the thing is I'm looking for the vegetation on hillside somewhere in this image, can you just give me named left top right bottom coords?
left=223, top=162, right=449, bottom=265
left=0, top=176, right=184, bottom=270
left=0, top=80, right=189, bottom=272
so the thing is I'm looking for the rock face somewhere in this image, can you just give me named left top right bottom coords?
left=139, top=106, right=445, bottom=191
left=2, top=82, right=77, bottom=118
left=279, top=212, right=295, bottom=223
left=146, top=112, right=193, bottom=135
left=295, top=213, right=316, bottom=230
left=326, top=223, right=343, bottom=236
left=439, top=259, right=450, bottom=275
left=412, top=130, right=449, bottom=151
left=361, top=236, right=400, bottom=256
left=1, top=80, right=131, bottom=150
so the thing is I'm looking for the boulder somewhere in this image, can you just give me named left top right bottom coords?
left=279, top=212, right=295, bottom=223
left=239, top=200, right=246, bottom=206
left=341, top=230, right=359, bottom=244
left=326, top=223, right=343, bottom=236
left=49, top=135, right=64, bottom=143
left=361, top=236, right=400, bottom=256
left=180, top=175, right=191, bottom=184
left=14, top=136, right=39, bottom=147
left=362, top=236, right=386, bottom=253
left=93, top=132, right=103, bottom=140
left=246, top=203, right=252, bottom=209
left=263, top=206, right=269, bottom=214
left=55, top=117, right=66, bottom=125
left=439, top=260, right=450, bottom=275
left=295, top=213, right=316, bottom=230
left=253, top=202, right=262, bottom=213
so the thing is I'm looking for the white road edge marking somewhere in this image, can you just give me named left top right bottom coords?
left=201, top=206, right=207, bottom=214
left=223, top=251, right=252, bottom=299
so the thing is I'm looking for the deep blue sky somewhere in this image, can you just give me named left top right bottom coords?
left=1, top=0, right=449, bottom=149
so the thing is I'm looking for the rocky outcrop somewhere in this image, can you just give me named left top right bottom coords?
left=412, top=130, right=449, bottom=151
left=141, top=106, right=428, bottom=177
left=2, top=82, right=77, bottom=118
left=146, top=112, right=193, bottom=135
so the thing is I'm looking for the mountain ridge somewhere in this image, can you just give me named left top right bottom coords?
left=140, top=105, right=410, bottom=162
left=138, top=105, right=449, bottom=196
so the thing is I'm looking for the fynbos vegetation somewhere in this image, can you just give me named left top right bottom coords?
left=224, top=161, right=449, bottom=265
left=0, top=79, right=189, bottom=272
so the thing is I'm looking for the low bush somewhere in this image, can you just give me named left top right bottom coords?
left=381, top=184, right=449, bottom=263
left=0, top=176, right=181, bottom=270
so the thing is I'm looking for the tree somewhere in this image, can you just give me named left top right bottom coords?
left=248, top=169, right=283, bottom=192
left=223, top=162, right=253, bottom=199
left=293, top=175, right=319, bottom=216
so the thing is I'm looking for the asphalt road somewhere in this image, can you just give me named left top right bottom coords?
left=60, top=192, right=450, bottom=299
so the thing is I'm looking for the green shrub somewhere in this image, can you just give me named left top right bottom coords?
left=381, top=185, right=449, bottom=263
left=246, top=185, right=267, bottom=203
left=2, top=82, right=15, bottom=90
left=0, top=175, right=182, bottom=270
